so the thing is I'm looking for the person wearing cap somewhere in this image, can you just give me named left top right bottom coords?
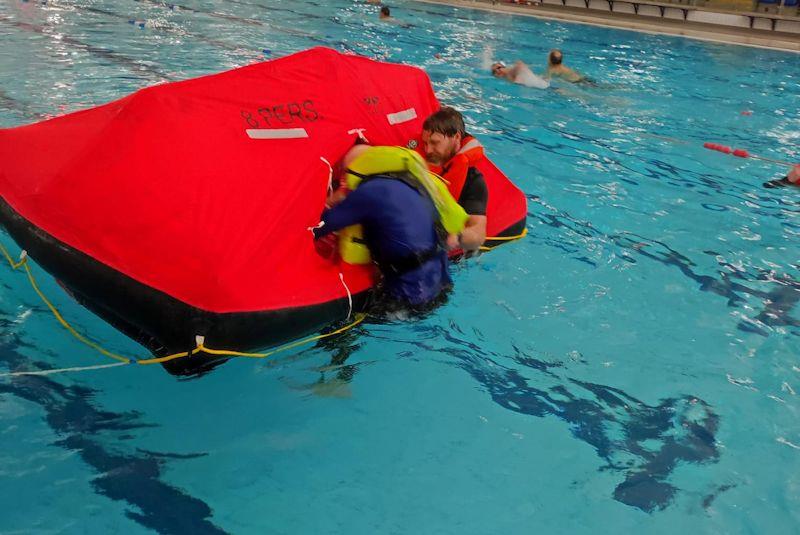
left=491, top=60, right=532, bottom=84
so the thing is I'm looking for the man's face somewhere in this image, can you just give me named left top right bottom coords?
left=491, top=63, right=506, bottom=78
left=422, top=130, right=461, bottom=166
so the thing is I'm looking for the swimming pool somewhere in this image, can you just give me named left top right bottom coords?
left=1, top=0, right=798, bottom=532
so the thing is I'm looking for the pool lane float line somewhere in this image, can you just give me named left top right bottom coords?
left=703, top=142, right=799, bottom=188
left=702, top=142, right=795, bottom=166
left=0, top=48, right=528, bottom=375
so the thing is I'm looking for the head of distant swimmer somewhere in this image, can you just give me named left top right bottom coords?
left=380, top=6, right=390, bottom=18
left=548, top=49, right=563, bottom=66
left=422, top=107, right=466, bottom=166
left=491, top=62, right=506, bottom=78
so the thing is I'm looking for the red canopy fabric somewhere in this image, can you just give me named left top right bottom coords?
left=0, top=47, right=524, bottom=314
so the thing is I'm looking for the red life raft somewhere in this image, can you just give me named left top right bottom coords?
left=0, top=47, right=526, bottom=374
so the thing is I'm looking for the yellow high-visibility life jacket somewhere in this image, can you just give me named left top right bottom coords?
left=338, top=146, right=468, bottom=265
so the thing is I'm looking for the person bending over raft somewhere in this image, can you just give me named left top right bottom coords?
left=422, top=107, right=488, bottom=251
left=313, top=145, right=468, bottom=310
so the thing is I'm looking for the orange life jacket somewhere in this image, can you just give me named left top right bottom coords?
left=434, top=135, right=486, bottom=201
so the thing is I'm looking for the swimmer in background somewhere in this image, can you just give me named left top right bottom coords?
left=491, top=60, right=549, bottom=89
left=763, top=164, right=800, bottom=188
left=546, top=49, right=592, bottom=84
left=378, top=6, right=412, bottom=26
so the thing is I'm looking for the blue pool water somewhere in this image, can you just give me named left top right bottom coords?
left=1, top=0, right=799, bottom=532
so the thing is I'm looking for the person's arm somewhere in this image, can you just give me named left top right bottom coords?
left=459, top=215, right=487, bottom=251
left=456, top=169, right=489, bottom=251
left=313, top=187, right=372, bottom=239
left=507, top=61, right=526, bottom=81
left=566, top=67, right=584, bottom=83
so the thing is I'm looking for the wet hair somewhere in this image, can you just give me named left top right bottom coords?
left=549, top=49, right=563, bottom=65
left=422, top=107, right=466, bottom=137
left=380, top=6, right=390, bottom=16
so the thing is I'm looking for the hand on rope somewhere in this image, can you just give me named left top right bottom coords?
left=478, top=227, right=529, bottom=252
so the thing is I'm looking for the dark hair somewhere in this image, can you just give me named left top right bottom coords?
left=380, top=6, right=390, bottom=15
left=549, top=49, right=563, bottom=65
left=422, top=107, right=465, bottom=137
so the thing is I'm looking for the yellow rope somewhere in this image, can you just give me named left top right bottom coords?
left=136, top=313, right=366, bottom=365
left=0, top=243, right=132, bottom=363
left=21, top=261, right=133, bottom=363
left=0, top=241, right=366, bottom=370
left=0, top=221, right=525, bottom=371
left=479, top=227, right=528, bottom=251
left=0, top=243, right=27, bottom=269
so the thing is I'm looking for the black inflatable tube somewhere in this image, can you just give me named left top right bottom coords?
left=0, top=198, right=369, bottom=375
left=0, top=197, right=526, bottom=375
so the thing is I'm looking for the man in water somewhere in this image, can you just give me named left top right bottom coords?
left=421, top=107, right=488, bottom=251
left=546, top=49, right=587, bottom=83
left=491, top=60, right=548, bottom=88
left=313, top=145, right=455, bottom=311
left=378, top=6, right=411, bottom=26
left=764, top=164, right=800, bottom=188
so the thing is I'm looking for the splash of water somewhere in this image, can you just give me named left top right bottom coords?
left=480, top=46, right=494, bottom=71
left=481, top=47, right=549, bottom=89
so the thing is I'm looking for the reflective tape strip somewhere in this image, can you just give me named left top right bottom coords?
left=458, top=138, right=483, bottom=154
left=386, top=108, right=417, bottom=125
left=246, top=128, right=309, bottom=139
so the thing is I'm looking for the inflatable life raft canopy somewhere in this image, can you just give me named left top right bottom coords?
left=0, top=47, right=527, bottom=373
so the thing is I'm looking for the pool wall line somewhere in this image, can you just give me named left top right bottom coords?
left=414, top=0, right=800, bottom=52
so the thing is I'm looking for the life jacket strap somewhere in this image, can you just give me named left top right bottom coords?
left=378, top=246, right=442, bottom=277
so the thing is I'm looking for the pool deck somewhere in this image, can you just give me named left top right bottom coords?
left=416, top=0, right=800, bottom=52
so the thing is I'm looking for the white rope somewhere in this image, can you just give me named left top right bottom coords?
left=307, top=220, right=325, bottom=234
left=310, top=159, right=331, bottom=236
left=347, top=128, right=369, bottom=143
left=339, top=272, right=353, bottom=320
left=320, top=156, right=333, bottom=195
left=0, top=361, right=130, bottom=378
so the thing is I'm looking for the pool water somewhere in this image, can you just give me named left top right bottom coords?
left=1, top=0, right=799, bottom=533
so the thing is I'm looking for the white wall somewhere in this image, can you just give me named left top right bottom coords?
left=752, top=16, right=774, bottom=29
left=637, top=4, right=663, bottom=16
left=664, top=7, right=688, bottom=19
left=775, top=19, right=800, bottom=32
left=687, top=10, right=751, bottom=26
left=510, top=0, right=800, bottom=35
left=611, top=2, right=637, bottom=13
left=589, top=0, right=612, bottom=10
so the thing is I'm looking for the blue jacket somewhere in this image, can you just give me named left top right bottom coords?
left=314, top=175, right=450, bottom=305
